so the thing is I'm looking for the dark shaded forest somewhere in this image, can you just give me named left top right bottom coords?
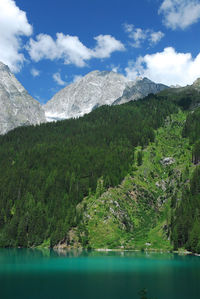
left=171, top=107, right=200, bottom=253
left=0, top=96, right=176, bottom=247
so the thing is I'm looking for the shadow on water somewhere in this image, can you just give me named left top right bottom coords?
left=138, top=288, right=157, bottom=299
left=0, top=249, right=200, bottom=299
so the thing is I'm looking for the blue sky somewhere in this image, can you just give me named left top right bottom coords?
left=1, top=0, right=200, bottom=103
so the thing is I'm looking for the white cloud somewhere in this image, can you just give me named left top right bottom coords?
left=106, top=63, right=121, bottom=73
left=159, top=0, right=200, bottom=30
left=130, top=28, right=147, bottom=48
left=73, top=75, right=83, bottom=83
left=0, top=0, right=32, bottom=72
left=53, top=72, right=67, bottom=86
left=56, top=33, right=92, bottom=67
left=125, top=47, right=200, bottom=86
left=123, top=23, right=164, bottom=48
left=26, top=33, right=92, bottom=67
left=149, top=31, right=165, bottom=45
left=92, top=35, right=125, bottom=58
left=27, top=34, right=58, bottom=62
left=30, top=68, right=40, bottom=77
left=124, top=23, right=134, bottom=33
left=124, top=24, right=147, bottom=48
left=111, top=65, right=120, bottom=73
left=27, top=33, right=125, bottom=67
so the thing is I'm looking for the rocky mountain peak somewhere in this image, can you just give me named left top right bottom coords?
left=0, top=61, right=10, bottom=72
left=112, top=77, right=169, bottom=105
left=44, top=70, right=129, bottom=122
left=192, top=78, right=200, bottom=90
left=0, top=61, right=46, bottom=135
left=44, top=70, right=169, bottom=122
left=0, top=64, right=170, bottom=132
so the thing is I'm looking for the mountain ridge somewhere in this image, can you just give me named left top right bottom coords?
left=44, top=70, right=129, bottom=121
left=1, top=59, right=200, bottom=135
left=0, top=89, right=200, bottom=253
left=113, top=77, right=168, bottom=105
left=43, top=70, right=169, bottom=122
left=0, top=61, right=46, bottom=135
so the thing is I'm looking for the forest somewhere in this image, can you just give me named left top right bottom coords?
left=0, top=96, right=176, bottom=247
left=0, top=91, right=199, bottom=252
left=171, top=107, right=200, bottom=253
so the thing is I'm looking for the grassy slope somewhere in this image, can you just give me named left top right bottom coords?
left=61, top=110, right=194, bottom=250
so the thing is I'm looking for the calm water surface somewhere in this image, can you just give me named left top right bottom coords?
left=0, top=249, right=200, bottom=299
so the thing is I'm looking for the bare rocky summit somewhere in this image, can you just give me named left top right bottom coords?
left=0, top=61, right=46, bottom=135
left=113, top=77, right=168, bottom=105
left=0, top=63, right=171, bottom=132
left=44, top=71, right=129, bottom=121
left=44, top=71, right=169, bottom=122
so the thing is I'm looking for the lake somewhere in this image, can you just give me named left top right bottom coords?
left=0, top=249, right=200, bottom=299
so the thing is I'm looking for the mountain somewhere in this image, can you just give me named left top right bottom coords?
left=66, top=110, right=190, bottom=250
left=0, top=88, right=200, bottom=253
left=44, top=71, right=129, bottom=121
left=0, top=95, right=176, bottom=248
left=113, top=77, right=168, bottom=105
left=0, top=62, right=46, bottom=135
left=1, top=63, right=200, bottom=253
left=158, top=77, right=200, bottom=110
left=44, top=71, right=169, bottom=122
left=191, top=77, right=200, bottom=91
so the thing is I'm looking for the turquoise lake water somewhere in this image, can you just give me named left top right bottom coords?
left=0, top=249, right=200, bottom=299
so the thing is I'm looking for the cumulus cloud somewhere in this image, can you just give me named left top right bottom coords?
left=149, top=31, right=165, bottom=45
left=30, top=68, right=40, bottom=77
left=27, top=33, right=125, bottom=67
left=125, top=47, right=200, bottom=86
left=123, top=23, right=164, bottom=48
left=124, top=24, right=147, bottom=48
left=130, top=28, right=147, bottom=48
left=53, top=72, right=67, bottom=86
left=0, top=0, right=32, bottom=72
left=159, top=0, right=200, bottom=30
left=93, top=35, right=125, bottom=58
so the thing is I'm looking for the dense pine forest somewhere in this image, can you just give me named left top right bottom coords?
left=0, top=91, right=200, bottom=253
left=171, top=107, right=200, bottom=253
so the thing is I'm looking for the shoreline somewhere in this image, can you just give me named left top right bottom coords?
left=52, top=246, right=197, bottom=256
left=2, top=246, right=199, bottom=256
left=95, top=248, right=193, bottom=255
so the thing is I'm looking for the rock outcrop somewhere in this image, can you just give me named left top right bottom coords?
left=113, top=77, right=168, bottom=105
left=44, top=71, right=129, bottom=121
left=0, top=61, right=46, bottom=135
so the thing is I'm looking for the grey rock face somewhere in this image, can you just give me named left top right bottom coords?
left=160, top=157, right=175, bottom=166
left=0, top=61, right=46, bottom=135
left=113, top=77, right=169, bottom=105
left=191, top=78, right=200, bottom=91
left=44, top=70, right=129, bottom=121
left=44, top=72, right=169, bottom=122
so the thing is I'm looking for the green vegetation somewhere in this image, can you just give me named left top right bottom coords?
left=73, top=111, right=192, bottom=250
left=171, top=107, right=200, bottom=253
left=0, top=96, right=176, bottom=248
left=0, top=89, right=200, bottom=253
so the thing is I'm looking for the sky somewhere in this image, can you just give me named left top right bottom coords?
left=1, top=0, right=200, bottom=104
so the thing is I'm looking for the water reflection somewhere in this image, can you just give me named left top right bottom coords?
left=0, top=249, right=200, bottom=299
left=0, top=247, right=198, bottom=261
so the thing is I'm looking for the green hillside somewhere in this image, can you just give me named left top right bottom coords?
left=0, top=91, right=200, bottom=253
left=64, top=110, right=193, bottom=251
